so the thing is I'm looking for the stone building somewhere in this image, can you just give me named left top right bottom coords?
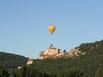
left=26, top=58, right=33, bottom=65
left=39, top=44, right=63, bottom=59
left=39, top=44, right=81, bottom=59
left=67, top=48, right=81, bottom=57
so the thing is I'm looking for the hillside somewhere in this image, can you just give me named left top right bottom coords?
left=0, top=51, right=28, bottom=69
left=1, top=40, right=103, bottom=77
left=7, top=40, right=102, bottom=77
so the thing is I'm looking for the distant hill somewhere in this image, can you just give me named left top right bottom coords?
left=0, top=51, right=28, bottom=69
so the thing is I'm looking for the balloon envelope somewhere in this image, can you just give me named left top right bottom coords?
left=48, top=25, right=56, bottom=34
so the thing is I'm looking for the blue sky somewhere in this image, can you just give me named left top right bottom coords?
left=0, top=0, right=103, bottom=58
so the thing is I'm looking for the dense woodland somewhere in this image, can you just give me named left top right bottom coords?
left=1, top=40, right=103, bottom=77
left=0, top=52, right=28, bottom=69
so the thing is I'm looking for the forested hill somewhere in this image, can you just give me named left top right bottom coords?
left=78, top=40, right=103, bottom=56
left=20, top=40, right=103, bottom=77
left=0, top=51, right=28, bottom=69
left=1, top=40, right=103, bottom=77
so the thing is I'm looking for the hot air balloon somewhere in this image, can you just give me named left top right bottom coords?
left=48, top=25, right=56, bottom=34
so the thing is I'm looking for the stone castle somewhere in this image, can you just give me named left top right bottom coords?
left=25, top=44, right=82, bottom=66
left=39, top=44, right=81, bottom=59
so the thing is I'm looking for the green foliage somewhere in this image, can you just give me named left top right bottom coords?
left=0, top=64, right=3, bottom=77
left=0, top=51, right=28, bottom=69
left=95, top=64, right=103, bottom=77
left=0, top=64, right=9, bottom=77
left=1, top=40, right=103, bottom=77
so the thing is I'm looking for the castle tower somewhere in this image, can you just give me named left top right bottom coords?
left=39, top=44, right=62, bottom=59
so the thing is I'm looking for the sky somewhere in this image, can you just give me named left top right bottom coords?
left=0, top=0, right=103, bottom=58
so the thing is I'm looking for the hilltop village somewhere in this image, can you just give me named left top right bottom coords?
left=26, top=44, right=82, bottom=65
left=39, top=44, right=81, bottom=59
left=1, top=40, right=103, bottom=77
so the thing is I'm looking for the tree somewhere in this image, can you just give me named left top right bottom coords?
left=95, top=64, right=103, bottom=77
left=0, top=65, right=3, bottom=77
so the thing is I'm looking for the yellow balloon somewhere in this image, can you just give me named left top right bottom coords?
left=48, top=25, right=56, bottom=34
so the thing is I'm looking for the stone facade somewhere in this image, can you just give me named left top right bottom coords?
left=26, top=59, right=33, bottom=65
left=39, top=44, right=62, bottom=59
left=39, top=44, right=81, bottom=59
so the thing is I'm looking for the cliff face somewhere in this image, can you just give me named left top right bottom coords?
left=39, top=44, right=81, bottom=59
